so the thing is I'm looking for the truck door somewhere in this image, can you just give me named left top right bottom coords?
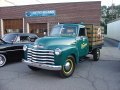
left=77, top=28, right=89, bottom=57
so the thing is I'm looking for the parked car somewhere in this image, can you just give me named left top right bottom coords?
left=0, top=33, right=38, bottom=67
left=23, top=24, right=104, bottom=78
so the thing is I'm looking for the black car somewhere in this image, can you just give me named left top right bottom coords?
left=0, top=33, right=38, bottom=67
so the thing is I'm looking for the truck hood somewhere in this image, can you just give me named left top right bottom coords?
left=34, top=36, right=76, bottom=48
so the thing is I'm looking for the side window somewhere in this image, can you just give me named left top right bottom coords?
left=79, top=28, right=86, bottom=36
left=16, top=36, right=20, bottom=42
left=19, top=36, right=29, bottom=43
left=29, top=36, right=38, bottom=42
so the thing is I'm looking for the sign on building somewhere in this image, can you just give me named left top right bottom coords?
left=25, top=10, right=56, bottom=17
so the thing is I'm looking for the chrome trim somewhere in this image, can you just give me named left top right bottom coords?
left=28, top=52, right=54, bottom=55
left=0, top=49, right=23, bottom=53
left=0, top=51, right=6, bottom=53
left=27, top=54, right=54, bottom=58
left=27, top=48, right=55, bottom=65
left=0, top=54, right=6, bottom=67
left=27, top=57, right=54, bottom=61
left=7, top=49, right=23, bottom=52
left=28, top=59, right=54, bottom=64
left=23, top=59, right=62, bottom=71
left=28, top=48, right=54, bottom=52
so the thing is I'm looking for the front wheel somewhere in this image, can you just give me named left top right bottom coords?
left=0, top=54, right=7, bottom=67
left=93, top=48, right=100, bottom=61
left=59, top=55, right=75, bottom=78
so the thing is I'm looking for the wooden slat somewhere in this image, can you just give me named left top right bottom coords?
left=85, top=24, right=104, bottom=47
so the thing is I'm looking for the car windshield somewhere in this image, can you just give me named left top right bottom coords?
left=2, top=34, right=17, bottom=43
left=0, top=39, right=5, bottom=44
left=50, top=25, right=77, bottom=36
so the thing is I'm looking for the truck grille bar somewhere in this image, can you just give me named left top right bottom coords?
left=27, top=48, right=55, bottom=65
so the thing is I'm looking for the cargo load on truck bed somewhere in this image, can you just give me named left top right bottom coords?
left=85, top=24, right=104, bottom=50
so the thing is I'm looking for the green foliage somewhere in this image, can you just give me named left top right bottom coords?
left=101, top=5, right=120, bottom=34
left=101, top=5, right=120, bottom=24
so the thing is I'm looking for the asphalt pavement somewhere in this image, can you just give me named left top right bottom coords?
left=0, top=37, right=120, bottom=90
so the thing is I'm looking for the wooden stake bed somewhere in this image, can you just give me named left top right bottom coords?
left=85, top=24, right=104, bottom=50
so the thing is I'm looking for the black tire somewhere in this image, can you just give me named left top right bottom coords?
left=93, top=48, right=100, bottom=61
left=0, top=54, right=7, bottom=67
left=28, top=65, right=40, bottom=71
left=59, top=55, right=75, bottom=78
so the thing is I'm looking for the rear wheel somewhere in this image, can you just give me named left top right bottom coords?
left=0, top=54, right=6, bottom=67
left=59, top=55, right=75, bottom=78
left=28, top=65, right=40, bottom=71
left=93, top=48, right=100, bottom=61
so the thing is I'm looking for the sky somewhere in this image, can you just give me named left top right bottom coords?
left=0, top=0, right=120, bottom=7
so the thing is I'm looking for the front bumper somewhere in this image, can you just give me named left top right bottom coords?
left=23, top=59, right=62, bottom=71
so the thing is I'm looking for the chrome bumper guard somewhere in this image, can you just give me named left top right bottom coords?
left=23, top=59, right=62, bottom=71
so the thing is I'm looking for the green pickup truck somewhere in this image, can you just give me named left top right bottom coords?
left=23, top=24, right=104, bottom=78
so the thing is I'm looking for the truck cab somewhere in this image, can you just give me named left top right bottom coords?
left=23, top=24, right=103, bottom=78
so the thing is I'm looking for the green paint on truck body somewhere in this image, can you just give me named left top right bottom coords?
left=23, top=24, right=89, bottom=66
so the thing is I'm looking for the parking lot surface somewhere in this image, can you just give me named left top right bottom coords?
left=0, top=38, right=120, bottom=90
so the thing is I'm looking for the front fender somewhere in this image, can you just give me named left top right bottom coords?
left=54, top=46, right=79, bottom=66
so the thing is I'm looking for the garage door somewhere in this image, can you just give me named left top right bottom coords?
left=3, top=19, right=23, bottom=34
left=29, top=23, right=47, bottom=37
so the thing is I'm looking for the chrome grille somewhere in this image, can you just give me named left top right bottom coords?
left=27, top=48, right=54, bottom=65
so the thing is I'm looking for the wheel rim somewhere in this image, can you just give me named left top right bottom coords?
left=0, top=55, right=6, bottom=67
left=63, top=59, right=73, bottom=75
left=97, top=50, right=100, bottom=59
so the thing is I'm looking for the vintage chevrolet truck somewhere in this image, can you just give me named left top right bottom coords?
left=23, top=24, right=104, bottom=78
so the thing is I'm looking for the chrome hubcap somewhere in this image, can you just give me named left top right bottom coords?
left=0, top=57, right=3, bottom=65
left=0, top=55, right=6, bottom=66
left=97, top=50, right=100, bottom=59
left=64, top=62, right=71, bottom=71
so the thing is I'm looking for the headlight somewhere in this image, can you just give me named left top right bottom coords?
left=55, top=48, right=62, bottom=55
left=23, top=45, right=27, bottom=51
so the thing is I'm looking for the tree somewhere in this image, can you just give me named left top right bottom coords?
left=101, top=5, right=120, bottom=34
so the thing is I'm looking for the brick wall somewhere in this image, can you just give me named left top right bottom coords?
left=0, top=1, right=101, bottom=33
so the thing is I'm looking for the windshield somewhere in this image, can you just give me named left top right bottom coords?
left=50, top=25, right=77, bottom=36
left=2, top=34, right=17, bottom=43
left=0, top=39, right=5, bottom=44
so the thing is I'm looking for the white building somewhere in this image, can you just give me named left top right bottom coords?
left=107, top=18, right=120, bottom=41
